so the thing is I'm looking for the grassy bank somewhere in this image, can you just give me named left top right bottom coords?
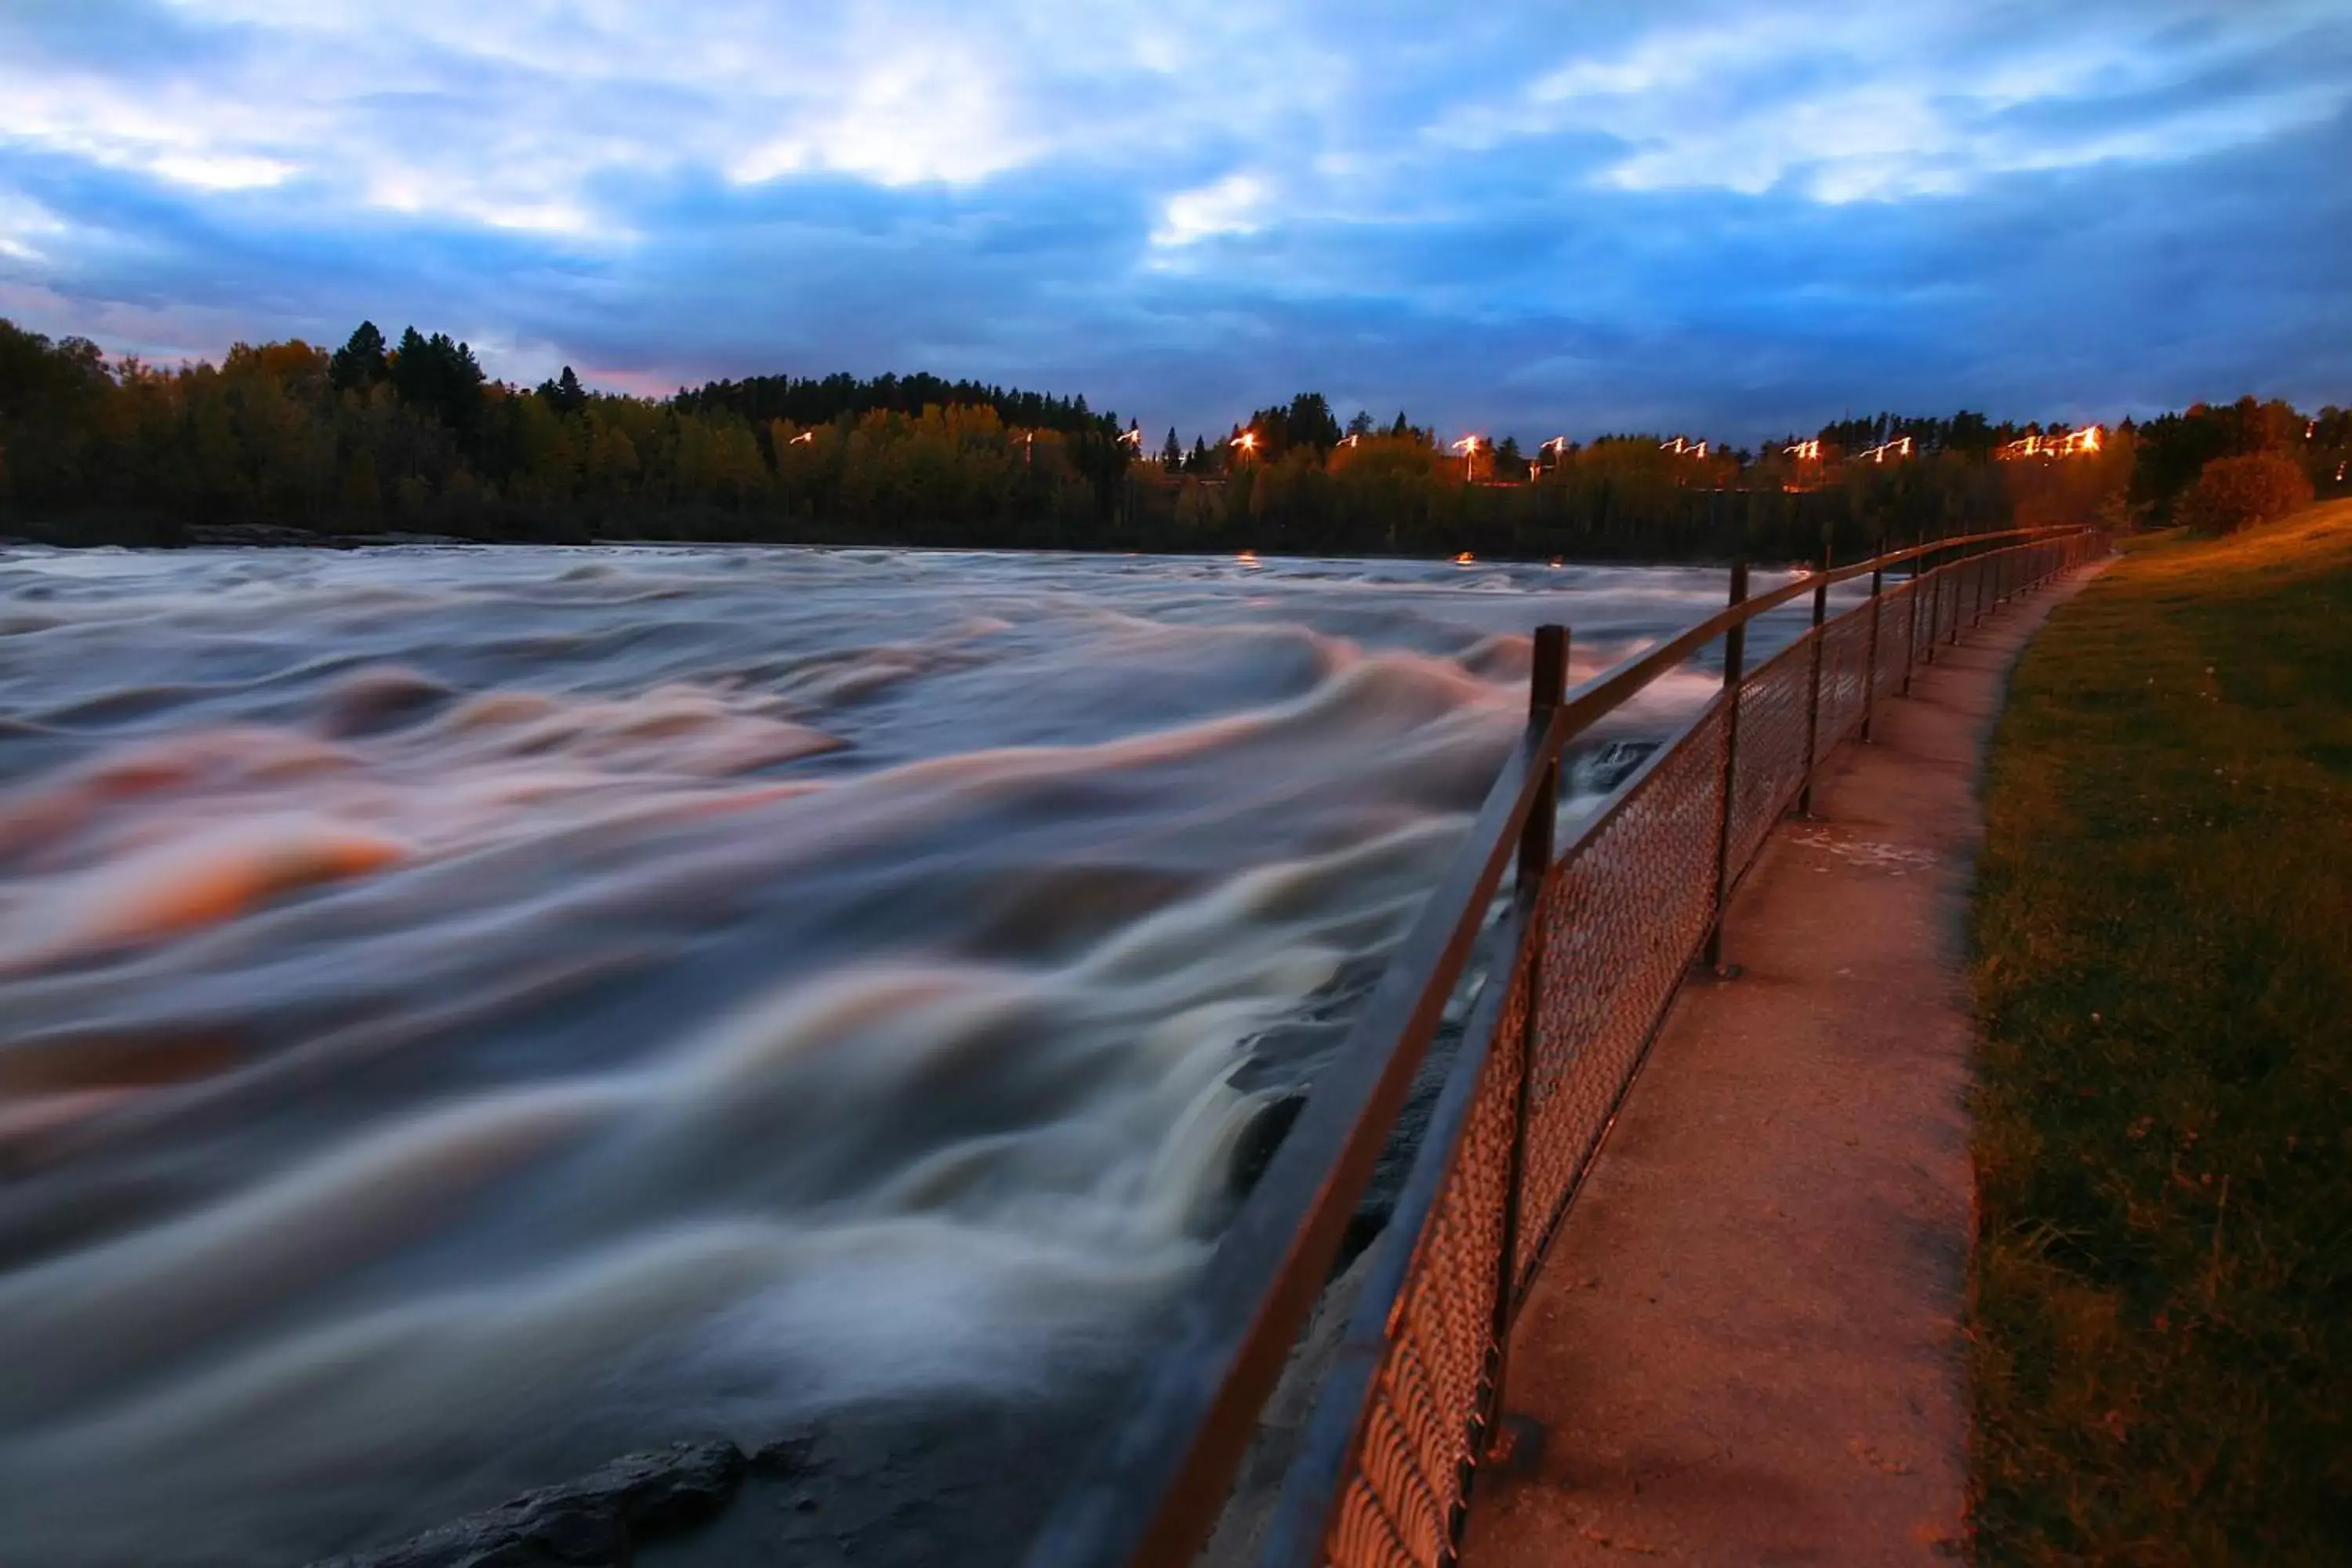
left=1969, top=502, right=2352, bottom=1563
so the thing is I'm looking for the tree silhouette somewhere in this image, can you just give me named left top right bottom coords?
left=1286, top=392, right=1342, bottom=453
left=329, top=321, right=388, bottom=394
left=536, top=365, right=587, bottom=416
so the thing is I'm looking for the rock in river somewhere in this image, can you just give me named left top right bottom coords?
left=310, top=1441, right=747, bottom=1568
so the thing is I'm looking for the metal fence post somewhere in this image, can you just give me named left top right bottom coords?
left=1515, top=626, right=1566, bottom=898
left=1486, top=622, right=1566, bottom=1460
left=1860, top=552, right=1885, bottom=740
left=1947, top=549, right=1964, bottom=646
left=1900, top=542, right=1923, bottom=695
left=1797, top=539, right=1831, bottom=818
left=1700, top=561, right=1748, bottom=974
left=1922, top=553, right=1940, bottom=664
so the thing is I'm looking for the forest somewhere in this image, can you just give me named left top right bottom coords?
left=2, top=316, right=2345, bottom=562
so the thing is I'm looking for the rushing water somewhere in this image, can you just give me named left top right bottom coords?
left=0, top=544, right=1815, bottom=1566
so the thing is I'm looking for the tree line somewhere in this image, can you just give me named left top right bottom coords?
left=2, top=316, right=2343, bottom=561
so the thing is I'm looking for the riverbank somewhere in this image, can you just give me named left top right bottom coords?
left=1969, top=502, right=2352, bottom=1561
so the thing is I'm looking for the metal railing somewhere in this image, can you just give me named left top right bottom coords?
left=1026, top=525, right=2103, bottom=1568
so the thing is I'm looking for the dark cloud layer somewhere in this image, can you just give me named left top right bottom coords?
left=2, top=1, right=2347, bottom=444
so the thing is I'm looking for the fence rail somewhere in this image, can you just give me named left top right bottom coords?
left=1026, top=525, right=2104, bottom=1568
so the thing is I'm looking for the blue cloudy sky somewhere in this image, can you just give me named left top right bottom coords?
left=2, top=0, right=2347, bottom=444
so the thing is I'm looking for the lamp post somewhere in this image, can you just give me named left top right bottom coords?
left=1452, top=434, right=1483, bottom=483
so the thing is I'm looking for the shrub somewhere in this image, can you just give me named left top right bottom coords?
left=2175, top=451, right=2315, bottom=534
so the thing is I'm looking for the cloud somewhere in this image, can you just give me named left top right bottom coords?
left=1153, top=175, right=1272, bottom=249
left=1433, top=0, right=2352, bottom=201
left=2, top=0, right=2348, bottom=441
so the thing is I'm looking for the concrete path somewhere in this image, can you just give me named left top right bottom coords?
left=1461, top=568, right=2100, bottom=1567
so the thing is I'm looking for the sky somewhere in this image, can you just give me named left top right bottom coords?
left=2, top=0, right=2348, bottom=445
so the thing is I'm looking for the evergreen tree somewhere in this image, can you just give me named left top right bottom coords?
left=1286, top=392, right=1342, bottom=453
left=329, top=321, right=388, bottom=394
left=536, top=365, right=587, bottom=416
left=1160, top=426, right=1183, bottom=470
left=1390, top=410, right=1410, bottom=438
left=1347, top=408, right=1374, bottom=439
left=390, top=327, right=486, bottom=444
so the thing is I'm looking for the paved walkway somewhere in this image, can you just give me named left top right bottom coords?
left=1462, top=568, right=2100, bottom=1566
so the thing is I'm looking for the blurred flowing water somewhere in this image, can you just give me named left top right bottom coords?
left=0, top=544, right=1817, bottom=1566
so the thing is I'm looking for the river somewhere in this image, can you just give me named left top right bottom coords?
left=0, top=543, right=1822, bottom=1566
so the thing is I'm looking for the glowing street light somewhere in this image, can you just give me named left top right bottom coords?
left=1860, top=435, right=1914, bottom=463
left=1119, top=426, right=1143, bottom=450
left=1785, top=438, right=1823, bottom=462
left=1999, top=425, right=2103, bottom=460
left=1451, top=434, right=1483, bottom=481
left=1661, top=435, right=1709, bottom=458
left=1230, top=430, right=1259, bottom=463
left=788, top=430, right=816, bottom=445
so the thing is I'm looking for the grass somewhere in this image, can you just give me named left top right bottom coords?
left=1969, top=501, right=2352, bottom=1565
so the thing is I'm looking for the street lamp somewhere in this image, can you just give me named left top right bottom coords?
left=1451, top=434, right=1482, bottom=482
